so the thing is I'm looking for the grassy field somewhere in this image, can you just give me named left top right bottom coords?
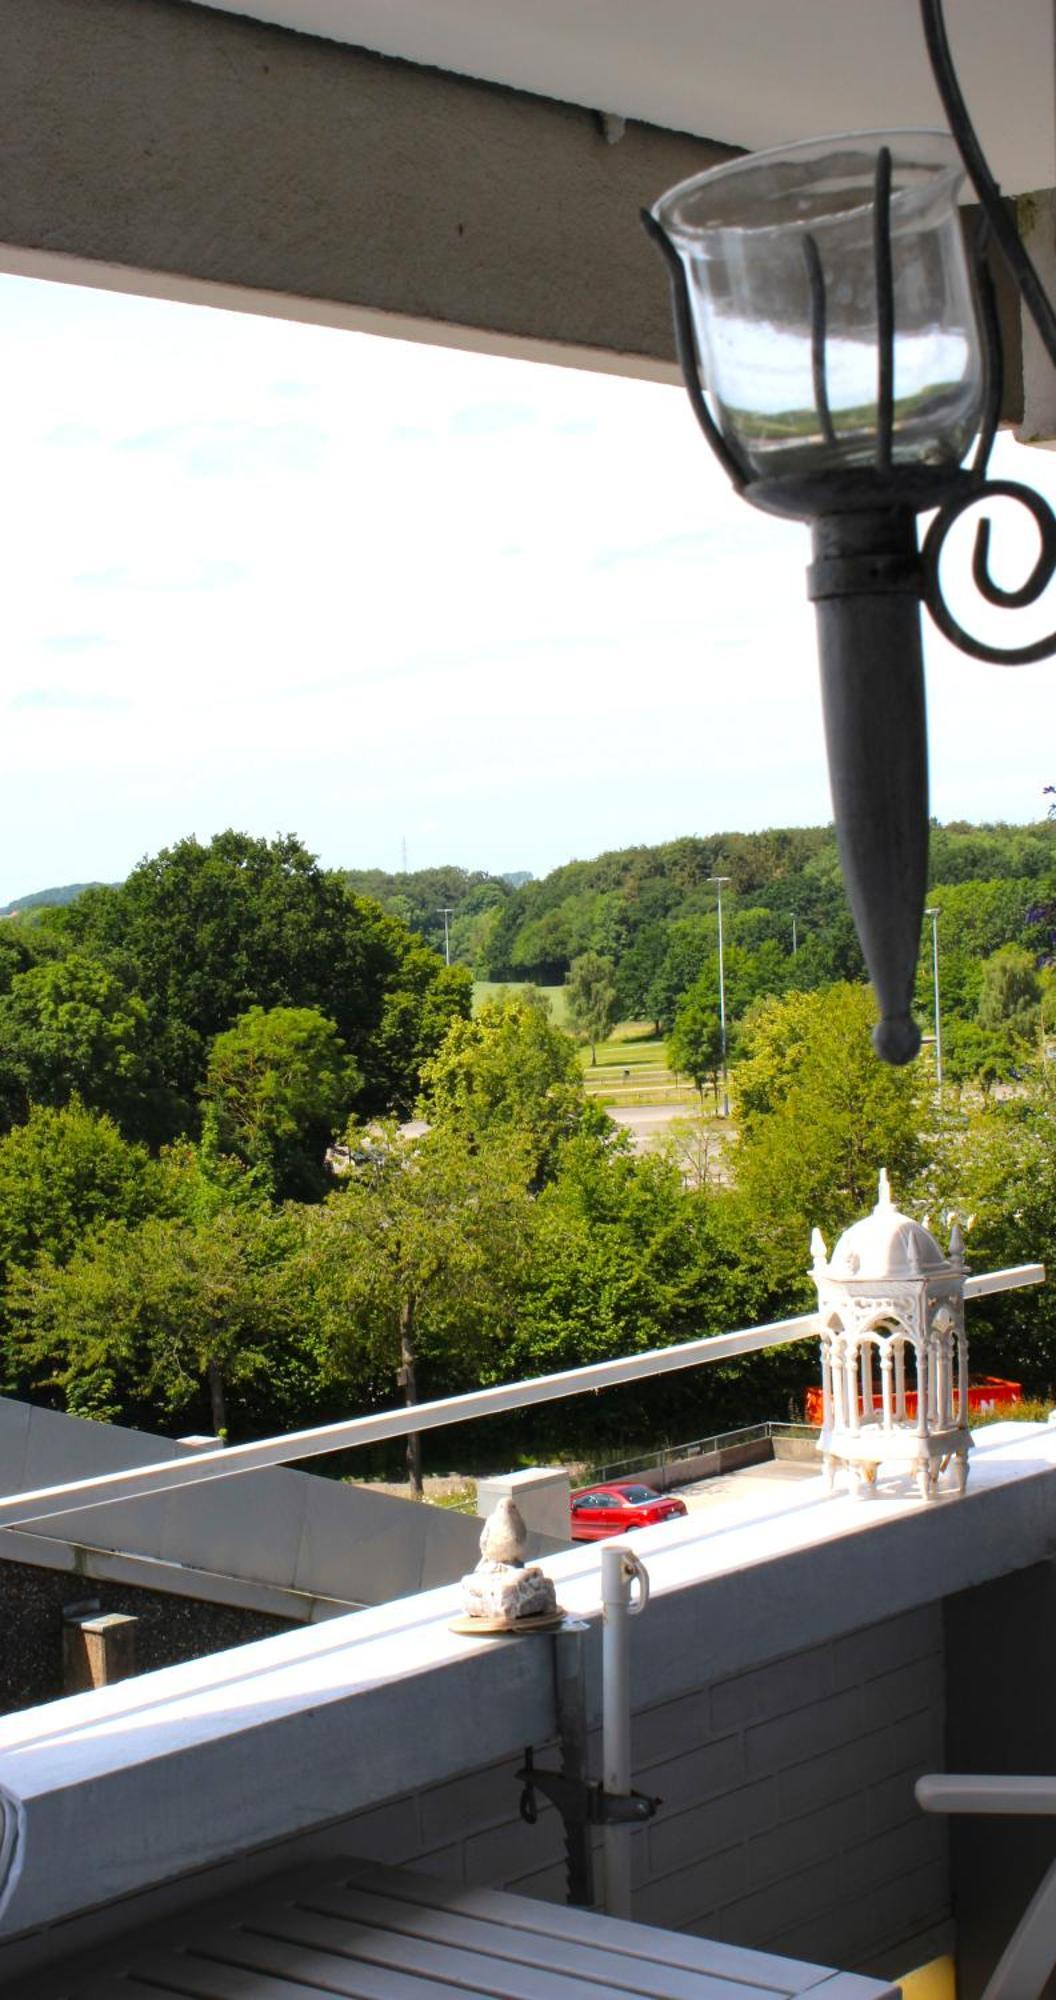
left=472, top=980, right=569, bottom=1025
left=580, top=1020, right=698, bottom=1108
left=469, top=992, right=700, bottom=1108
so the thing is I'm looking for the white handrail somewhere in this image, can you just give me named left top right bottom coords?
left=918, top=1774, right=1056, bottom=1816
left=917, top=1771, right=1056, bottom=2000
left=964, top=1264, right=1045, bottom=1299
left=0, top=1262, right=1042, bottom=1531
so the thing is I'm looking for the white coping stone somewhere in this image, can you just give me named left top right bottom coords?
left=476, top=1467, right=572, bottom=1544
left=0, top=1422, right=1053, bottom=1944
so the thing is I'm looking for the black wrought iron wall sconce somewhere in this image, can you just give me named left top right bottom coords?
left=644, top=0, right=1056, bottom=1064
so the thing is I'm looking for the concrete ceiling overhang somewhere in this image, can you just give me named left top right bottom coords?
left=188, top=0, right=1056, bottom=197
left=0, top=0, right=1041, bottom=418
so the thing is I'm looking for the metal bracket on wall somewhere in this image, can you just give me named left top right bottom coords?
left=517, top=1745, right=660, bottom=1829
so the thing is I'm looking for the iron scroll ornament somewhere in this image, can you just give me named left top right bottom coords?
left=918, top=0, right=1056, bottom=667
left=922, top=480, right=1056, bottom=666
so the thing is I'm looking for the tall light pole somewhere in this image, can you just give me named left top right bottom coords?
left=437, top=907, right=453, bottom=966
left=791, top=912, right=798, bottom=958
left=924, top=905, right=943, bottom=1094
left=709, top=875, right=731, bottom=1116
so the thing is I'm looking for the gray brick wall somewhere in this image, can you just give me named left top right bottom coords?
left=336, top=1602, right=950, bottom=1978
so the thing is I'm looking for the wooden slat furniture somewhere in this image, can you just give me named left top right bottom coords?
left=23, top=1857, right=900, bottom=2000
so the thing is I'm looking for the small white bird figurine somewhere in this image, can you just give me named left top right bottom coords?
left=479, top=1496, right=528, bottom=1567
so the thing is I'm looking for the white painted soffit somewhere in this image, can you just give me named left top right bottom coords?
left=189, top=0, right=1055, bottom=197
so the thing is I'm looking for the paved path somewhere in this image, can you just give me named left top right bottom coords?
left=607, top=1101, right=695, bottom=1144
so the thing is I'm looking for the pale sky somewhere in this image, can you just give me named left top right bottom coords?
left=1, top=268, right=1054, bottom=906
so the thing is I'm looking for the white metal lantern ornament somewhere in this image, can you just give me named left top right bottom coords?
left=811, top=1171, right=969, bottom=1501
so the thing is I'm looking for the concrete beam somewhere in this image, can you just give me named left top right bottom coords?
left=0, top=0, right=735, bottom=377
left=0, top=0, right=1029, bottom=416
left=1015, top=188, right=1056, bottom=444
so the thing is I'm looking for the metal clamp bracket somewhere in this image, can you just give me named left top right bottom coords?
left=517, top=1746, right=660, bottom=1829
left=807, top=549, right=922, bottom=601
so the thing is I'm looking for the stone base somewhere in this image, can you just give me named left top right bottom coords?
left=460, top=1565, right=557, bottom=1622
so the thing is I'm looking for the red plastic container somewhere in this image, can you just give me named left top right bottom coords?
left=803, top=1376, right=1022, bottom=1427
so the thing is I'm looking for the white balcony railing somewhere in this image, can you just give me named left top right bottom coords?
left=0, top=1263, right=1041, bottom=1534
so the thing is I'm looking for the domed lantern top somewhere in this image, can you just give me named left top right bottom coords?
left=821, top=1168, right=960, bottom=1284
left=650, top=130, right=985, bottom=500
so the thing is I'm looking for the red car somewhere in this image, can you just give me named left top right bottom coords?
left=570, top=1482, right=688, bottom=1541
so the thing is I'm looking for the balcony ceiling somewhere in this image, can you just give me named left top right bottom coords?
left=189, top=0, right=1054, bottom=195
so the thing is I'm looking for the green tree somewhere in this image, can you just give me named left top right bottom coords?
left=730, top=985, right=926, bottom=1310
left=0, top=952, right=167, bottom=1139
left=930, top=1056, right=1056, bottom=1387
left=565, top=952, right=618, bottom=1064
left=7, top=1205, right=310, bottom=1433
left=305, top=1123, right=535, bottom=1493
left=616, top=922, right=670, bottom=1031
left=66, top=830, right=467, bottom=1114
left=940, top=1018, right=1022, bottom=1091
left=977, top=946, right=1042, bottom=1040
left=0, top=1102, right=163, bottom=1393
left=419, top=989, right=590, bottom=1184
left=366, top=937, right=473, bottom=1116
left=203, top=1005, right=360, bottom=1200
left=668, top=981, right=724, bottom=1107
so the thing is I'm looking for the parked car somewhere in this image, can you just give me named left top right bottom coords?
left=570, top=1482, right=688, bottom=1541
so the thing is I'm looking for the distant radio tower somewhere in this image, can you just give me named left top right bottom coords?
left=400, top=836, right=408, bottom=874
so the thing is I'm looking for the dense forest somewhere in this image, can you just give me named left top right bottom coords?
left=0, top=820, right=1052, bottom=1480
left=346, top=820, right=1056, bottom=1086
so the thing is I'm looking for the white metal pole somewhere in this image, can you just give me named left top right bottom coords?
left=710, top=875, right=730, bottom=1117
left=925, top=905, right=942, bottom=1093
left=601, top=1543, right=649, bottom=1919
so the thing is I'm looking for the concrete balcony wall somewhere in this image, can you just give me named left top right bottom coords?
left=2, top=1425, right=1052, bottom=1990
left=319, top=1601, right=949, bottom=1980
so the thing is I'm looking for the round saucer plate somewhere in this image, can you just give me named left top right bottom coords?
left=449, top=1607, right=567, bottom=1636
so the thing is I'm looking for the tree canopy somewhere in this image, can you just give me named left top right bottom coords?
left=730, top=985, right=926, bottom=1309
left=419, top=988, right=590, bottom=1184
left=203, top=1005, right=360, bottom=1200
left=65, top=830, right=469, bottom=1116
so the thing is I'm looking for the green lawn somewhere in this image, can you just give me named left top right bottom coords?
left=580, top=1021, right=697, bottom=1106
left=469, top=994, right=698, bottom=1106
left=472, top=980, right=569, bottom=1025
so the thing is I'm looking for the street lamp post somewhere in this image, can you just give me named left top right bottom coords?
left=710, top=875, right=731, bottom=1116
left=925, top=905, right=943, bottom=1093
left=438, top=907, right=453, bottom=967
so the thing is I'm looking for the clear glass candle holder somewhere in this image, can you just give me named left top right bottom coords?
left=652, top=131, right=985, bottom=482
